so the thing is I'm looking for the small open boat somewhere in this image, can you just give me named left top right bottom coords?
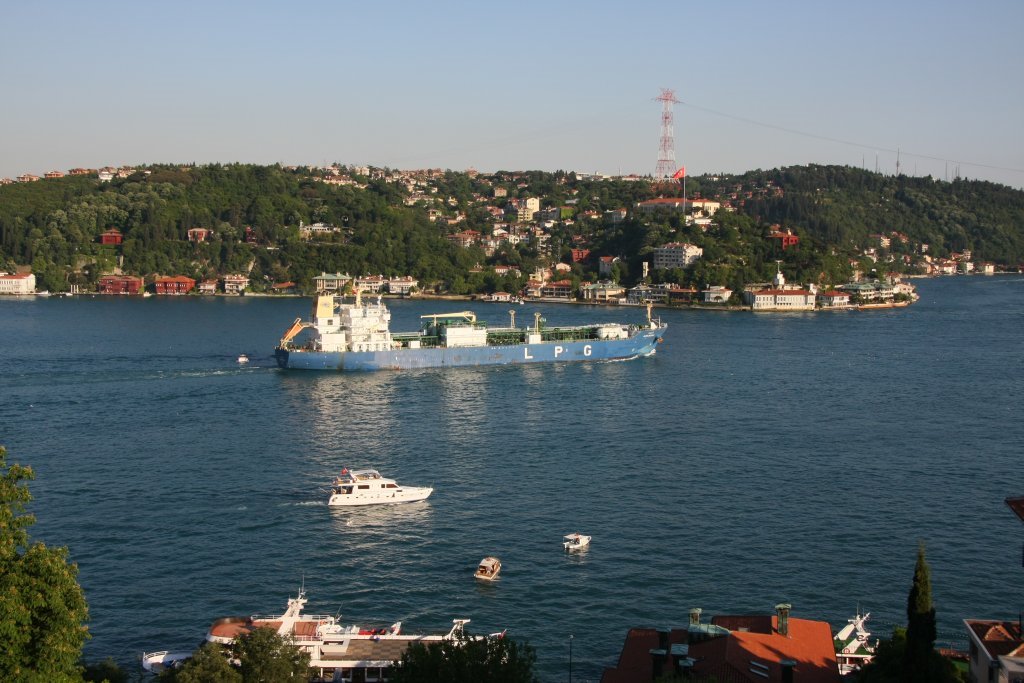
left=475, top=556, right=501, bottom=581
left=563, top=533, right=591, bottom=551
left=141, top=650, right=193, bottom=674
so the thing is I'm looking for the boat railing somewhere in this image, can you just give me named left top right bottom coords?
left=250, top=613, right=335, bottom=622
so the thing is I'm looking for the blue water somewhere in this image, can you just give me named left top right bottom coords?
left=1, top=277, right=1022, bottom=681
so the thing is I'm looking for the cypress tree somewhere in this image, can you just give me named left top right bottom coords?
left=905, top=541, right=937, bottom=678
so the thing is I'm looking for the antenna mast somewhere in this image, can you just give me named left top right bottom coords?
left=654, top=88, right=681, bottom=179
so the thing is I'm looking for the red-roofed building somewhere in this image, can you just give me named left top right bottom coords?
left=570, top=248, right=591, bottom=264
left=154, top=276, right=196, bottom=295
left=97, top=275, right=144, bottom=295
left=187, top=227, right=212, bottom=243
left=769, top=226, right=800, bottom=250
left=540, top=279, right=573, bottom=299
left=603, top=605, right=840, bottom=683
left=964, top=619, right=1024, bottom=682
left=100, top=229, right=124, bottom=245
left=0, top=272, right=36, bottom=295
left=817, top=290, right=851, bottom=309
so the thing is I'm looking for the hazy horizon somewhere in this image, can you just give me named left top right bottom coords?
left=3, top=1, right=1022, bottom=188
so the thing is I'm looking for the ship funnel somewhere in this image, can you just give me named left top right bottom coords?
left=776, top=603, right=791, bottom=637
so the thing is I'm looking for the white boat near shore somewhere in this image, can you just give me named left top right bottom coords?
left=143, top=590, right=490, bottom=681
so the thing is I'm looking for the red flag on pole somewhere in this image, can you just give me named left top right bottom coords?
left=672, top=166, right=686, bottom=179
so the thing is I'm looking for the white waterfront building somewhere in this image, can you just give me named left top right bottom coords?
left=0, top=272, right=36, bottom=294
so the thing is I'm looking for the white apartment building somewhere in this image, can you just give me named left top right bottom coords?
left=653, top=242, right=703, bottom=270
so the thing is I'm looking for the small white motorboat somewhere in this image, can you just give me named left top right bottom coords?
left=475, top=556, right=501, bottom=581
left=141, top=650, right=192, bottom=674
left=563, top=532, right=591, bottom=551
left=327, top=468, right=433, bottom=507
left=237, top=354, right=249, bottom=364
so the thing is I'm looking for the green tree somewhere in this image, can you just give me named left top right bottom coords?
left=389, top=633, right=538, bottom=683
left=0, top=445, right=90, bottom=682
left=82, top=657, right=128, bottom=682
left=905, top=541, right=939, bottom=679
left=858, top=543, right=960, bottom=683
left=233, top=626, right=309, bottom=682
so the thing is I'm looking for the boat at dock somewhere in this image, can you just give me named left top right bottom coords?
left=327, top=468, right=433, bottom=507
left=143, top=590, right=489, bottom=681
left=274, top=291, right=666, bottom=371
left=833, top=609, right=877, bottom=675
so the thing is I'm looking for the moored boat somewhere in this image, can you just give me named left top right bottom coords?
left=274, top=290, right=667, bottom=371
left=143, top=590, right=490, bottom=681
left=140, top=650, right=192, bottom=674
left=327, top=468, right=433, bottom=507
left=833, top=609, right=877, bottom=675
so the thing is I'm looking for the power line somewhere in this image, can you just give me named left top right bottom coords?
left=677, top=100, right=1024, bottom=177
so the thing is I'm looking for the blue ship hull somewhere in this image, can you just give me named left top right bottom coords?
left=276, top=326, right=666, bottom=371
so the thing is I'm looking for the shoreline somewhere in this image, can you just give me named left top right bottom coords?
left=15, top=290, right=920, bottom=313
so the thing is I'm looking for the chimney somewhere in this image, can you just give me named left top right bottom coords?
left=775, top=603, right=792, bottom=637
left=657, top=627, right=670, bottom=651
left=781, top=658, right=796, bottom=683
left=649, top=648, right=667, bottom=681
left=689, top=608, right=702, bottom=627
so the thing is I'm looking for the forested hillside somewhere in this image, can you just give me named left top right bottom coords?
left=697, top=165, right=1024, bottom=264
left=1, top=162, right=1021, bottom=294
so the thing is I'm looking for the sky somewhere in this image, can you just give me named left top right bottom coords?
left=3, top=1, right=1023, bottom=188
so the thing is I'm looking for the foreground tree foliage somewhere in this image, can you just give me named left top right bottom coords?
left=81, top=657, right=129, bottom=682
left=158, top=643, right=240, bottom=683
left=857, top=542, right=961, bottom=683
left=158, top=628, right=308, bottom=683
left=0, top=445, right=90, bottom=682
left=388, top=633, right=538, bottom=683
left=233, top=627, right=310, bottom=682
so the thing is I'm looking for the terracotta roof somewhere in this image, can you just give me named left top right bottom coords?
left=603, top=615, right=840, bottom=683
left=719, top=615, right=839, bottom=682
left=966, top=620, right=1024, bottom=658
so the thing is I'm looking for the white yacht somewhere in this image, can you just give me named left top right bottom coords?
left=143, top=590, right=488, bottom=682
left=328, top=468, right=432, bottom=507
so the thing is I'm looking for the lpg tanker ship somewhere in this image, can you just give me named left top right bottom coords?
left=274, top=291, right=666, bottom=371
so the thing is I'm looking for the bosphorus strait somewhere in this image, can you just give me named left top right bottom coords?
left=2, top=276, right=1021, bottom=681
